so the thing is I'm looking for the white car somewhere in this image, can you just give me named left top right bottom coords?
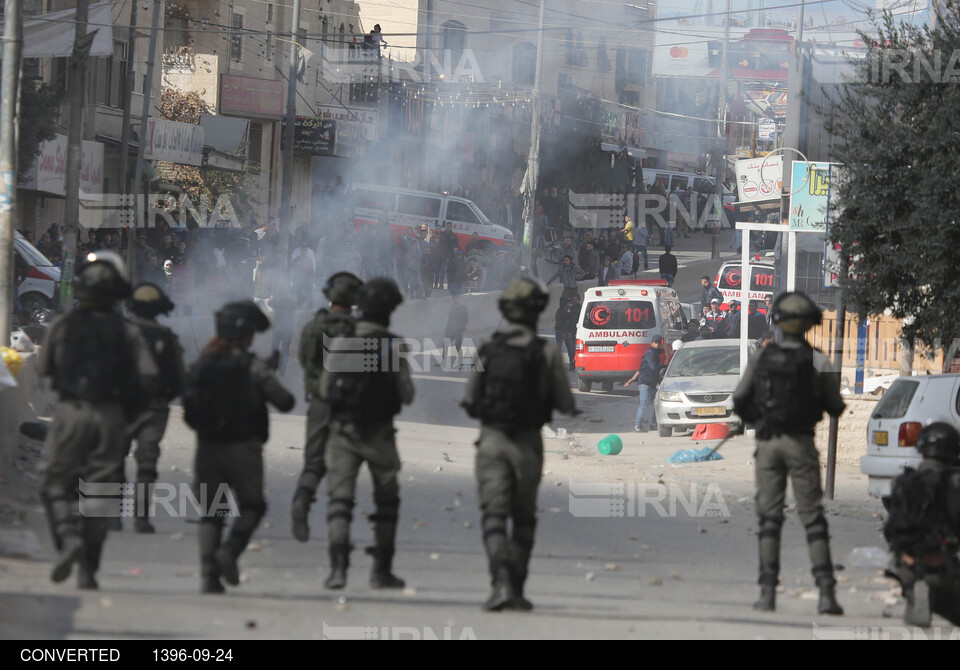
left=860, top=374, right=960, bottom=497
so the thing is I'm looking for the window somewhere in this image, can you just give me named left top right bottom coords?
left=266, top=3, right=274, bottom=23
left=247, top=122, right=262, bottom=175
left=597, top=38, right=612, bottom=72
left=513, top=42, right=537, bottom=86
left=445, top=201, right=480, bottom=224
left=353, top=189, right=396, bottom=212
left=659, top=299, right=686, bottom=333
left=669, top=176, right=689, bottom=192
left=693, top=177, right=715, bottom=193
left=92, top=41, right=126, bottom=108
left=231, top=13, right=243, bottom=62
left=398, top=195, right=441, bottom=218
left=266, top=32, right=275, bottom=62
left=872, top=380, right=919, bottom=419
left=564, top=29, right=576, bottom=65
left=581, top=301, right=656, bottom=330
left=441, top=21, right=466, bottom=69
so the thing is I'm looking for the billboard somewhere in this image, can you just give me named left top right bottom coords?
left=652, top=0, right=929, bottom=78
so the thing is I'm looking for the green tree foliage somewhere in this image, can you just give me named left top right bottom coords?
left=825, top=1, right=960, bottom=347
left=18, top=79, right=61, bottom=179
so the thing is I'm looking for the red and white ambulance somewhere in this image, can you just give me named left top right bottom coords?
left=714, top=261, right=775, bottom=313
left=574, top=279, right=687, bottom=392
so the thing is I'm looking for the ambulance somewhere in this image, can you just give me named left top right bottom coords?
left=714, top=261, right=775, bottom=314
left=574, top=279, right=687, bottom=392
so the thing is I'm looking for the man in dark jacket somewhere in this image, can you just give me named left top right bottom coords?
left=624, top=336, right=663, bottom=432
left=554, top=295, right=581, bottom=370
left=700, top=276, right=723, bottom=309
left=659, top=246, right=679, bottom=287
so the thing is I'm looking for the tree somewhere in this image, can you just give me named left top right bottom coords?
left=824, top=1, right=960, bottom=348
left=155, top=88, right=259, bottom=218
left=18, top=79, right=61, bottom=179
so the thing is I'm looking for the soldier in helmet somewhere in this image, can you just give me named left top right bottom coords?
left=116, top=283, right=185, bottom=534
left=318, top=277, right=415, bottom=590
left=462, top=278, right=578, bottom=611
left=883, top=421, right=960, bottom=626
left=182, top=301, right=295, bottom=594
left=290, top=272, right=364, bottom=543
left=37, top=250, right=156, bottom=589
left=733, top=292, right=846, bottom=615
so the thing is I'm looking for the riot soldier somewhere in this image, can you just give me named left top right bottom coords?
left=883, top=421, right=960, bottom=627
left=37, top=250, right=155, bottom=589
left=182, top=301, right=295, bottom=594
left=319, top=277, right=414, bottom=590
left=291, top=272, right=363, bottom=543
left=118, top=283, right=185, bottom=534
left=462, top=278, right=578, bottom=611
left=733, top=292, right=846, bottom=615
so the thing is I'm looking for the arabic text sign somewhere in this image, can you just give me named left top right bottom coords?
left=144, top=118, right=204, bottom=166
left=789, top=161, right=838, bottom=231
left=220, top=74, right=285, bottom=118
left=735, top=155, right=782, bottom=204
left=18, top=134, right=104, bottom=198
left=316, top=105, right=378, bottom=142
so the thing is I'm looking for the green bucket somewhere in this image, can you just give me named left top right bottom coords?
left=598, top=434, right=623, bottom=455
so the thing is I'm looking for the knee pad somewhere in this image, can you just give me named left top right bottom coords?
left=758, top=515, right=783, bottom=539
left=482, top=514, right=508, bottom=540
left=805, top=514, right=829, bottom=543
left=512, top=520, right=536, bottom=551
left=369, top=497, right=400, bottom=524
left=327, top=497, right=355, bottom=524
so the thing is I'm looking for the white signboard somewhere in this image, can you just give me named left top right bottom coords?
left=18, top=134, right=104, bottom=198
left=734, top=155, right=782, bottom=204
left=758, top=118, right=777, bottom=141
left=315, top=105, right=378, bottom=142
left=143, top=118, right=205, bottom=166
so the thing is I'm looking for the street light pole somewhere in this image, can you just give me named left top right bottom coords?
left=0, top=0, right=22, bottom=343
left=279, top=0, right=303, bottom=279
left=118, top=0, right=139, bottom=272
left=521, top=0, right=546, bottom=271
left=712, top=0, right=731, bottom=260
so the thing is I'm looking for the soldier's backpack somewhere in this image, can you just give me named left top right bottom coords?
left=469, top=332, right=549, bottom=433
left=139, top=323, right=183, bottom=402
left=300, top=310, right=355, bottom=399
left=752, top=343, right=822, bottom=438
left=324, top=334, right=402, bottom=426
left=883, top=468, right=951, bottom=558
left=182, top=351, right=264, bottom=441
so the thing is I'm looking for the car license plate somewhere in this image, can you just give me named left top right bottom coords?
left=692, top=406, right=726, bottom=417
left=873, top=431, right=888, bottom=446
left=589, top=346, right=615, bottom=353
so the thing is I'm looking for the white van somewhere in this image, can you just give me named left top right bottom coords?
left=575, top=279, right=687, bottom=392
left=349, top=184, right=515, bottom=248
left=14, top=231, right=60, bottom=319
left=642, top=169, right=736, bottom=212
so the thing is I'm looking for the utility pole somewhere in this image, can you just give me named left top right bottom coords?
left=521, top=0, right=546, bottom=270
left=59, top=0, right=90, bottom=311
left=119, top=0, right=139, bottom=278
left=280, top=0, right=303, bottom=279
left=711, top=0, right=731, bottom=260
left=0, top=0, right=22, bottom=344
left=129, top=0, right=163, bottom=286
left=825, top=289, right=846, bottom=500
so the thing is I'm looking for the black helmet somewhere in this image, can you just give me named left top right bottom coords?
left=323, top=272, right=363, bottom=307
left=771, top=292, right=822, bottom=334
left=127, top=282, right=174, bottom=318
left=916, top=422, right=960, bottom=464
left=215, top=300, right=271, bottom=340
left=498, top=278, right=548, bottom=326
left=356, top=277, right=403, bottom=321
left=74, top=250, right=131, bottom=303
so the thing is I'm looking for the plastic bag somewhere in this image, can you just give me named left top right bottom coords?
left=665, top=447, right=723, bottom=464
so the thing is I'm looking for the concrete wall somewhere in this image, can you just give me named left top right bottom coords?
left=816, top=394, right=878, bottom=465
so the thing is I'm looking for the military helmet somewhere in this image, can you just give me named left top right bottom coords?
left=498, top=278, right=549, bottom=325
left=127, top=282, right=174, bottom=318
left=771, top=292, right=822, bottom=334
left=356, top=277, right=403, bottom=319
left=215, top=300, right=271, bottom=340
left=323, top=272, right=363, bottom=307
left=916, top=422, right=960, bottom=464
left=74, top=250, right=131, bottom=303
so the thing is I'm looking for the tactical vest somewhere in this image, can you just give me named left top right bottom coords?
left=54, top=310, right=141, bottom=408
left=301, top=310, right=355, bottom=399
left=883, top=467, right=958, bottom=557
left=138, top=321, right=183, bottom=402
left=751, top=343, right=823, bottom=439
left=325, top=334, right=402, bottom=426
left=182, top=351, right=268, bottom=442
left=471, top=333, right=550, bottom=433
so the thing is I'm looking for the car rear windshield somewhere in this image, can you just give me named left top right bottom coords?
left=872, top=380, right=920, bottom=419
left=581, top=300, right=656, bottom=330
left=666, top=346, right=742, bottom=377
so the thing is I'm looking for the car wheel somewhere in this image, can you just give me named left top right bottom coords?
left=602, top=381, right=613, bottom=392
left=19, top=293, right=49, bottom=324
left=577, top=378, right=591, bottom=393
left=658, top=425, right=672, bottom=438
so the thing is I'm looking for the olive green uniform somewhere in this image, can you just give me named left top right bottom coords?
left=463, top=323, right=576, bottom=604
left=319, top=320, right=415, bottom=564
left=733, top=339, right=845, bottom=593
left=193, top=353, right=295, bottom=587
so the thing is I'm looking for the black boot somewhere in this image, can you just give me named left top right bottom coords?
left=75, top=532, right=103, bottom=591
left=753, top=583, right=776, bottom=611
left=50, top=534, right=84, bottom=584
left=368, top=546, right=405, bottom=589
left=483, top=563, right=517, bottom=612
left=509, top=567, right=533, bottom=612
left=905, top=579, right=931, bottom=627
left=816, top=578, right=844, bottom=616
left=134, top=481, right=155, bottom=534
left=325, top=543, right=350, bottom=589
left=199, top=521, right=225, bottom=593
left=215, top=507, right=263, bottom=587
left=291, top=487, right=313, bottom=543
left=508, top=536, right=534, bottom=612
